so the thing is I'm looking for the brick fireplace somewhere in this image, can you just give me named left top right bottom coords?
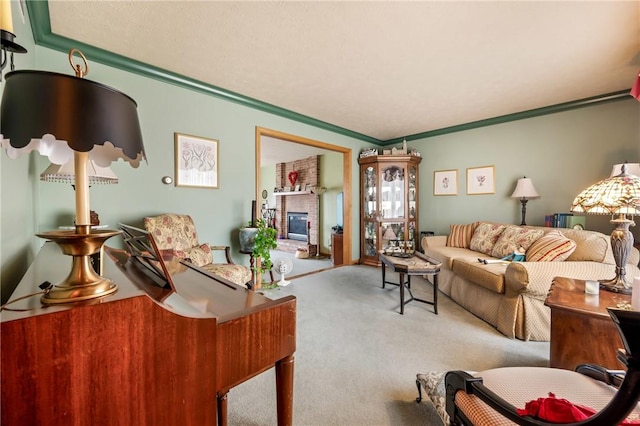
left=275, top=156, right=319, bottom=254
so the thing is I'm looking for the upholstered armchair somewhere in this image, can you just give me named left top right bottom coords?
left=143, top=214, right=252, bottom=288
left=444, top=308, right=640, bottom=425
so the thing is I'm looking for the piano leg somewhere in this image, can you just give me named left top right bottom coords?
left=217, top=391, right=228, bottom=426
left=275, top=355, right=295, bottom=426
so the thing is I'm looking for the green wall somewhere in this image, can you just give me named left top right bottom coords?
left=1, top=2, right=38, bottom=303
left=2, top=2, right=639, bottom=304
left=319, top=152, right=343, bottom=253
left=412, top=99, right=640, bottom=238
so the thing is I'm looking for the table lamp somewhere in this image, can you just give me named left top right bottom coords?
left=1, top=48, right=145, bottom=304
left=570, top=164, right=640, bottom=294
left=40, top=159, right=119, bottom=185
left=511, top=176, right=540, bottom=226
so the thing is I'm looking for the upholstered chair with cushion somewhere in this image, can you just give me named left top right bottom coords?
left=143, top=213, right=252, bottom=288
left=444, top=308, right=640, bottom=425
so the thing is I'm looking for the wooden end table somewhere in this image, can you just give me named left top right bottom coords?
left=545, top=276, right=631, bottom=370
left=378, top=251, right=441, bottom=315
left=239, top=249, right=275, bottom=288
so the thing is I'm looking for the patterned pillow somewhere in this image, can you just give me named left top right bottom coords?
left=526, top=231, right=577, bottom=262
left=446, top=222, right=479, bottom=248
left=181, top=244, right=213, bottom=267
left=469, top=223, right=506, bottom=255
left=491, top=226, right=544, bottom=259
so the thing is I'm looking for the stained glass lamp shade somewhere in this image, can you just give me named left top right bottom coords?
left=570, top=164, right=640, bottom=294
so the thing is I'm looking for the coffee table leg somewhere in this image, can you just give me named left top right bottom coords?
left=400, top=272, right=405, bottom=315
left=381, top=262, right=386, bottom=288
left=433, top=274, right=438, bottom=315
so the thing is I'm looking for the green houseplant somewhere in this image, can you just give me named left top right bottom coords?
left=251, top=218, right=278, bottom=275
left=239, top=218, right=278, bottom=286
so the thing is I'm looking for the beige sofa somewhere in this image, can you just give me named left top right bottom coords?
left=421, top=222, right=640, bottom=341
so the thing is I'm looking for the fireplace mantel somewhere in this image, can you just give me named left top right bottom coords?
left=274, top=190, right=312, bottom=196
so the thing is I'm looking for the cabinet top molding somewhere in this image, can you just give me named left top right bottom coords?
left=358, top=154, right=422, bottom=165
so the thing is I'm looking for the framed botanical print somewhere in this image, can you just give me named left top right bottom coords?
left=467, top=166, right=495, bottom=195
left=434, top=169, right=458, bottom=196
left=174, top=133, right=219, bottom=188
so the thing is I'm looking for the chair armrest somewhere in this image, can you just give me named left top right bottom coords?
left=504, top=261, right=624, bottom=297
left=209, top=245, right=234, bottom=264
left=575, top=364, right=625, bottom=387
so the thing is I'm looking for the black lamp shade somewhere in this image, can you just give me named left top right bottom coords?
left=1, top=70, right=145, bottom=164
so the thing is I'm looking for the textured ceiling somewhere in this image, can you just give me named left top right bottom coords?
left=46, top=1, right=639, bottom=142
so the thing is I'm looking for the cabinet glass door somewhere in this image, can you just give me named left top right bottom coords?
left=380, top=165, right=405, bottom=219
left=408, top=165, right=417, bottom=219
left=364, top=222, right=377, bottom=257
left=363, top=166, right=377, bottom=219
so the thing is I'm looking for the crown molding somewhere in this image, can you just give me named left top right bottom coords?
left=27, top=1, right=633, bottom=147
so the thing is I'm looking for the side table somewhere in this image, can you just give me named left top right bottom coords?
left=239, top=249, right=275, bottom=287
left=378, top=251, right=441, bottom=315
left=545, top=277, right=631, bottom=370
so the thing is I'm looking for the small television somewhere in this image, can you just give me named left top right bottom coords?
left=336, top=192, right=344, bottom=227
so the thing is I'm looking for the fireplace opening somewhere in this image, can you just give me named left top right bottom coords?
left=287, top=212, right=308, bottom=241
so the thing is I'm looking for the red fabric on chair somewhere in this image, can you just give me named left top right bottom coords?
left=517, top=392, right=640, bottom=424
left=631, top=70, right=640, bottom=101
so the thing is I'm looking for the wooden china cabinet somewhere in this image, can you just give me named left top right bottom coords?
left=358, top=154, right=422, bottom=266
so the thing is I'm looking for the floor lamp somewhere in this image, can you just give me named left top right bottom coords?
left=1, top=48, right=146, bottom=304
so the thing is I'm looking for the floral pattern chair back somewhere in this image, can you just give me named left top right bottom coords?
left=143, top=213, right=252, bottom=288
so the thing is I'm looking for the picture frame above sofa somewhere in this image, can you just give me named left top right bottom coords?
left=434, top=169, right=458, bottom=196
left=467, top=165, right=495, bottom=195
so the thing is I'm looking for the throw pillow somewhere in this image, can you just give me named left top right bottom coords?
left=182, top=244, right=213, bottom=267
left=469, top=223, right=507, bottom=255
left=446, top=222, right=479, bottom=248
left=526, top=231, right=577, bottom=262
left=491, top=226, right=544, bottom=259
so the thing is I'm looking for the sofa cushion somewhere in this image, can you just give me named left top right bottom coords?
left=491, top=226, right=544, bottom=259
left=452, top=257, right=506, bottom=293
left=447, top=222, right=479, bottom=248
left=469, top=223, right=507, bottom=256
left=562, top=229, right=610, bottom=263
left=526, top=231, right=577, bottom=262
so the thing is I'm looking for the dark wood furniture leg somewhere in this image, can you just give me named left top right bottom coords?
left=276, top=355, right=295, bottom=426
left=400, top=272, right=406, bottom=315
left=381, top=261, right=386, bottom=288
left=433, top=275, right=438, bottom=314
left=217, top=391, right=228, bottom=426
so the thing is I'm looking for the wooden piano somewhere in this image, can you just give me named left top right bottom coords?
left=1, top=241, right=296, bottom=426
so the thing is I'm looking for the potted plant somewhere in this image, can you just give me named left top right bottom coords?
left=239, top=218, right=277, bottom=287
left=251, top=218, right=278, bottom=276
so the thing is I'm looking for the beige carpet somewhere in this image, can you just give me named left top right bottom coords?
left=226, top=264, right=550, bottom=425
left=268, top=249, right=334, bottom=280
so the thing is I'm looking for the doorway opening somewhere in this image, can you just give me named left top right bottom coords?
left=255, top=127, right=352, bottom=272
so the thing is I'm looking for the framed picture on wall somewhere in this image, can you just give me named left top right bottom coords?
left=433, top=169, right=458, bottom=196
left=174, top=133, right=219, bottom=188
left=467, top=166, right=495, bottom=195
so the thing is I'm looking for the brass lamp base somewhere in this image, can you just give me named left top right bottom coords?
left=36, top=229, right=121, bottom=304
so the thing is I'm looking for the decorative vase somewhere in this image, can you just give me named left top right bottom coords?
left=239, top=227, right=258, bottom=252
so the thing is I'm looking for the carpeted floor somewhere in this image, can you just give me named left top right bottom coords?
left=267, top=249, right=334, bottom=282
left=227, top=264, right=550, bottom=425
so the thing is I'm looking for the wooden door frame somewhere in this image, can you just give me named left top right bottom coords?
left=255, top=127, right=352, bottom=264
